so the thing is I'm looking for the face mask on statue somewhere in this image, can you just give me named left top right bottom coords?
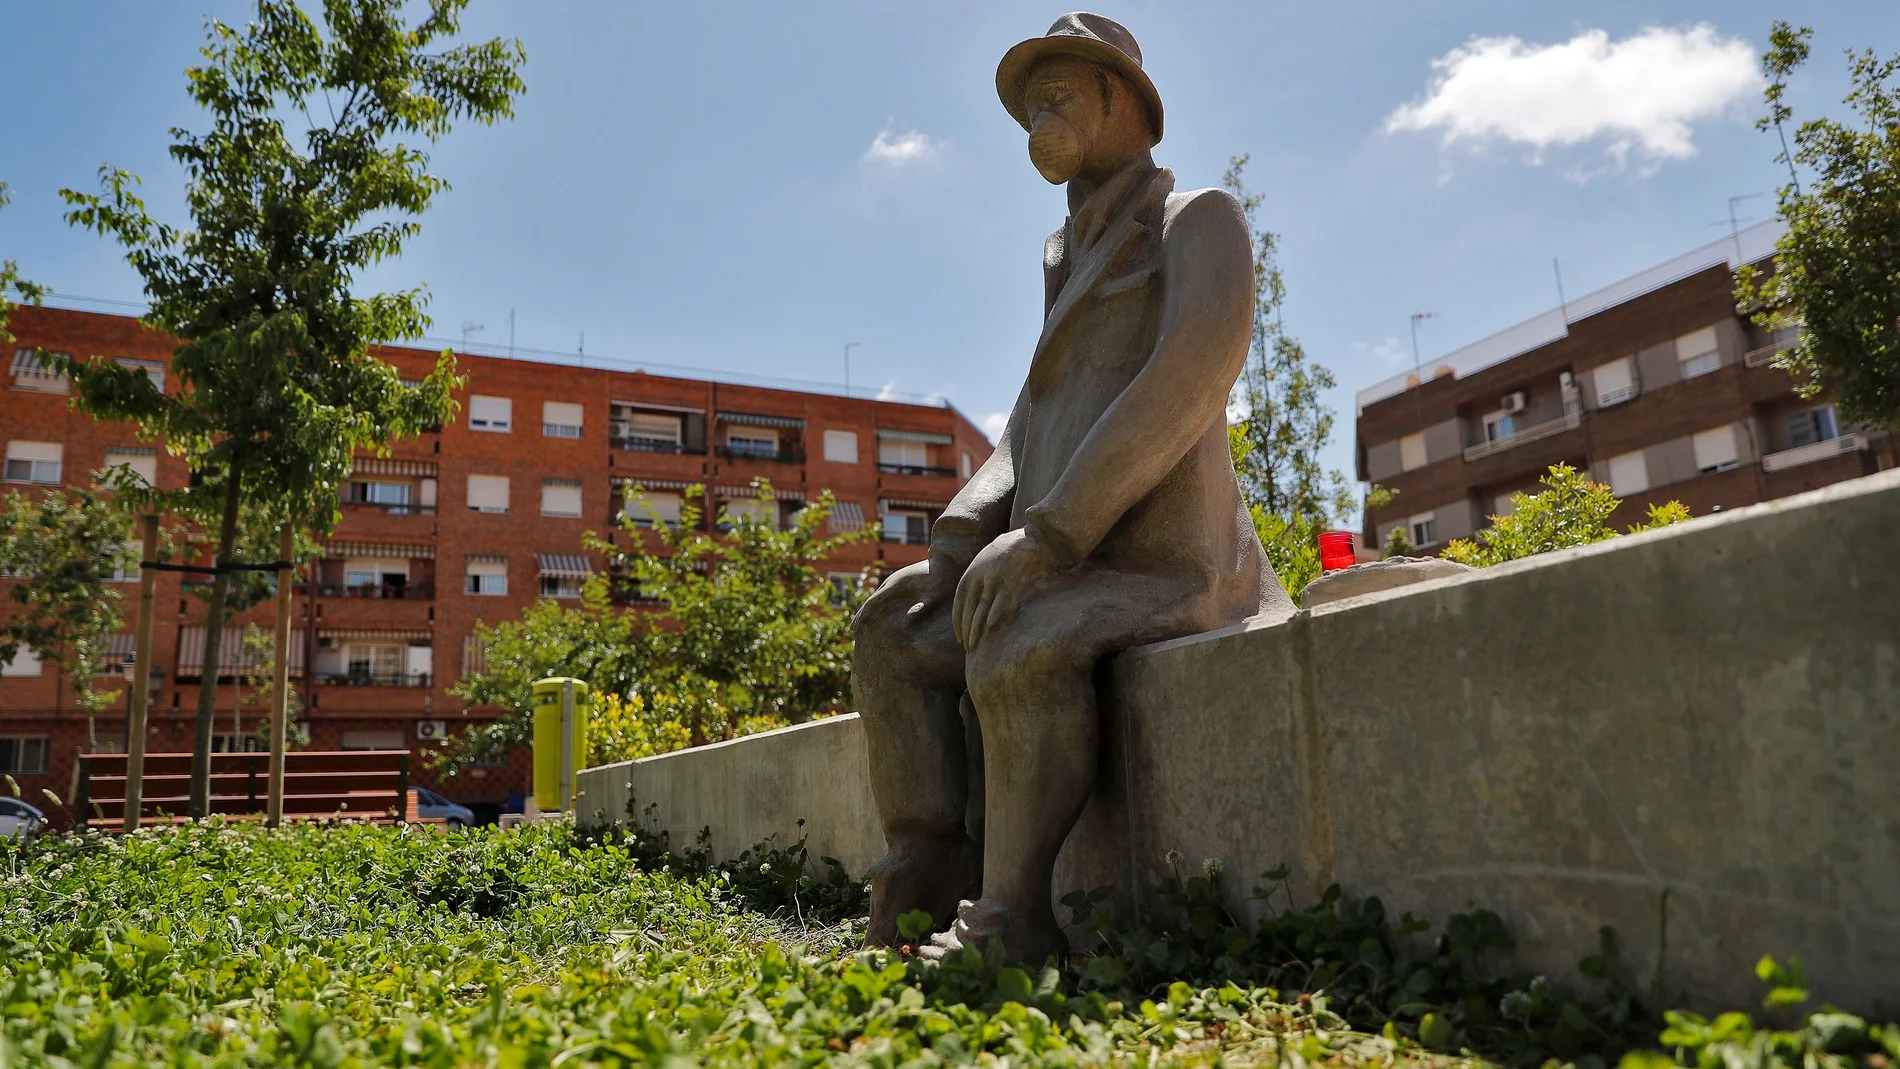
left=1027, top=113, right=1085, bottom=184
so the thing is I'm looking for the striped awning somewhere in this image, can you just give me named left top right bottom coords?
left=713, top=484, right=803, bottom=500
left=613, top=400, right=704, bottom=414
left=350, top=457, right=438, bottom=477
left=323, top=541, right=434, bottom=560
left=617, top=477, right=698, bottom=492
left=828, top=501, right=866, bottom=532
left=536, top=554, right=595, bottom=578
left=316, top=628, right=432, bottom=642
left=876, top=428, right=953, bottom=445
left=177, top=626, right=308, bottom=677
left=717, top=410, right=805, bottom=430
left=880, top=497, right=950, bottom=512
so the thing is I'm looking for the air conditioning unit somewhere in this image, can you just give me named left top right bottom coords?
left=1501, top=391, right=1529, bottom=414
left=609, top=421, right=631, bottom=439
left=415, top=719, right=449, bottom=741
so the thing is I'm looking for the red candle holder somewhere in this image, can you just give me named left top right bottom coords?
left=1317, top=531, right=1356, bottom=572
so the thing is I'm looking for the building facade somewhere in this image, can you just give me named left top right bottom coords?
left=1356, top=223, right=1896, bottom=552
left=1, top=305, right=990, bottom=817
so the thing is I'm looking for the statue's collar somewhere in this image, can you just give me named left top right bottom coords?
left=1067, top=160, right=1169, bottom=253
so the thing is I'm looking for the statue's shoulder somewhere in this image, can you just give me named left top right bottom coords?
left=1160, top=186, right=1246, bottom=242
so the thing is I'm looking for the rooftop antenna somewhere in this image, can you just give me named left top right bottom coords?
left=460, top=321, right=484, bottom=351
left=843, top=342, right=862, bottom=398
left=1708, top=193, right=1766, bottom=264
left=1409, top=311, right=1438, bottom=431
left=1553, top=259, right=1570, bottom=325
left=578, top=332, right=585, bottom=369
left=508, top=309, right=516, bottom=360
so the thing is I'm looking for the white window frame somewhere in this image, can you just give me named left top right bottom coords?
left=1677, top=326, right=1722, bottom=380
left=2, top=647, right=45, bottom=677
left=540, top=478, right=584, bottom=518
left=466, top=473, right=510, bottom=513
left=1481, top=411, right=1516, bottom=443
left=1397, top=432, right=1427, bottom=472
left=539, top=574, right=584, bottom=599
left=1593, top=357, right=1635, bottom=408
left=468, top=394, right=513, bottom=432
left=882, top=509, right=930, bottom=545
left=1785, top=405, right=1840, bottom=448
left=0, top=736, right=50, bottom=774
left=1408, top=512, right=1438, bottom=548
left=822, top=429, right=859, bottom=464
left=1606, top=451, right=1649, bottom=497
left=542, top=401, right=584, bottom=439
left=5, top=441, right=62, bottom=484
left=100, top=448, right=158, bottom=487
left=623, top=489, right=682, bottom=528
left=465, top=558, right=508, bottom=596
left=1692, top=426, right=1741, bottom=474
left=721, top=497, right=773, bottom=528
left=725, top=427, right=779, bottom=459
left=115, top=357, right=166, bottom=391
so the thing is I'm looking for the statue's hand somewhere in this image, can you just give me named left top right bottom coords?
left=951, top=527, right=1065, bottom=650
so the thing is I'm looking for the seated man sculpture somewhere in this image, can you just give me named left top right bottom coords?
left=851, top=12, right=1294, bottom=964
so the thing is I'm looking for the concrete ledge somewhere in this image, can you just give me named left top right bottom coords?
left=581, top=469, right=1900, bottom=1011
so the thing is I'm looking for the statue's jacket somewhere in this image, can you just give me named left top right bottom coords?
left=940, top=159, right=1286, bottom=631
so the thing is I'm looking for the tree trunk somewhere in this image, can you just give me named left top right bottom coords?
left=267, top=523, right=294, bottom=827
left=124, top=514, right=159, bottom=832
left=189, top=470, right=243, bottom=820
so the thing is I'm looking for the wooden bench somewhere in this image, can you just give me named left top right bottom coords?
left=74, top=750, right=435, bottom=827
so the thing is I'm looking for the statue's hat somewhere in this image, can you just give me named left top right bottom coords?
left=996, top=13, right=1163, bottom=144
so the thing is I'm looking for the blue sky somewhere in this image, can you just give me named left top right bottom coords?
left=2, top=2, right=1894, bottom=496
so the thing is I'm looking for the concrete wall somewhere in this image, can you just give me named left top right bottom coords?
left=580, top=470, right=1900, bottom=1012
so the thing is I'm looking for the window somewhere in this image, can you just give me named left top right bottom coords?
left=344, top=643, right=404, bottom=684
left=468, top=394, right=512, bottom=432
left=1677, top=326, right=1722, bottom=379
left=1482, top=412, right=1516, bottom=443
left=11, top=349, right=69, bottom=393
left=349, top=480, right=413, bottom=509
left=726, top=428, right=779, bottom=459
left=826, top=572, right=860, bottom=606
left=543, top=401, right=584, bottom=438
left=823, top=429, right=859, bottom=464
left=623, top=489, right=681, bottom=527
left=541, top=478, right=583, bottom=517
left=1786, top=406, right=1840, bottom=448
left=2, top=648, right=43, bottom=677
left=540, top=575, right=583, bottom=598
left=536, top=554, right=592, bottom=598
left=722, top=497, right=772, bottom=527
left=1693, top=426, right=1741, bottom=474
left=961, top=452, right=973, bottom=479
left=5, top=441, right=62, bottom=483
left=101, top=447, right=158, bottom=487
left=618, top=411, right=683, bottom=452
left=1492, top=494, right=1516, bottom=519
left=882, top=510, right=930, bottom=544
left=878, top=439, right=929, bottom=470
left=339, top=730, right=405, bottom=751
left=1607, top=451, right=1649, bottom=496
left=465, top=557, right=508, bottom=595
left=115, top=357, right=166, bottom=390
left=0, top=737, right=49, bottom=774
left=1593, top=357, right=1635, bottom=408
left=466, top=473, right=509, bottom=513
left=1398, top=432, right=1427, bottom=472
left=343, top=557, right=408, bottom=594
left=1408, top=513, right=1437, bottom=548
left=105, top=544, right=140, bottom=584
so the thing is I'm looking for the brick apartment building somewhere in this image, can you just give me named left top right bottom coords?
left=1357, top=222, right=1897, bottom=552
left=1, top=305, right=990, bottom=817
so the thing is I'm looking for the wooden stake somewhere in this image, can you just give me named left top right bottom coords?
left=266, top=523, right=294, bottom=827
left=123, top=514, right=159, bottom=833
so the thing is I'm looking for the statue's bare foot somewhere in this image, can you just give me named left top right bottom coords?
left=863, top=834, right=981, bottom=947
left=916, top=897, right=1068, bottom=966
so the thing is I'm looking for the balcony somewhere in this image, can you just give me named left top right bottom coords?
left=1745, top=342, right=1794, bottom=368
left=877, top=463, right=957, bottom=477
left=881, top=530, right=930, bottom=545
left=1761, top=433, right=1868, bottom=473
left=316, top=671, right=433, bottom=688
left=342, top=500, right=436, bottom=516
left=611, top=435, right=705, bottom=456
left=716, top=443, right=804, bottom=464
left=1463, top=412, right=1582, bottom=462
left=315, top=582, right=435, bottom=600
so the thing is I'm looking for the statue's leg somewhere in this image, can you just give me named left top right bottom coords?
left=851, top=560, right=980, bottom=945
left=954, top=569, right=1205, bottom=965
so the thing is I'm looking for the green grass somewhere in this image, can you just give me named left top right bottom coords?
left=3, top=822, right=1893, bottom=1068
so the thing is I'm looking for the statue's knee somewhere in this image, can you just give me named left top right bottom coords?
left=966, top=624, right=1077, bottom=711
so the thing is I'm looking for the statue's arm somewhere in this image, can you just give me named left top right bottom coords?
left=1022, top=188, right=1253, bottom=565
left=928, top=390, right=1021, bottom=576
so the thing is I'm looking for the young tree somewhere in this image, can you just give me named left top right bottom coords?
left=1222, top=156, right=1356, bottom=529
left=0, top=182, right=47, bottom=343
left=1440, top=464, right=1690, bottom=567
left=446, top=483, right=873, bottom=768
left=1735, top=22, right=1900, bottom=434
left=0, top=490, right=134, bottom=747
left=57, top=1, right=524, bottom=817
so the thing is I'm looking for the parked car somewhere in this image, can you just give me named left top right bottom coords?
left=0, top=797, right=46, bottom=839
left=409, top=787, right=473, bottom=828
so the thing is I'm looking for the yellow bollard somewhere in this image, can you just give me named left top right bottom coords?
left=531, top=677, right=590, bottom=814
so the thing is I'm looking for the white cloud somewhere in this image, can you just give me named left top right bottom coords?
left=1385, top=25, right=1760, bottom=171
left=862, top=125, right=941, bottom=166
left=980, top=411, right=1009, bottom=442
left=1354, top=337, right=1409, bottom=367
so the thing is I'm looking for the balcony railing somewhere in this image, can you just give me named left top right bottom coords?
left=1761, top=433, right=1868, bottom=473
left=611, top=435, right=704, bottom=455
left=1745, top=341, right=1795, bottom=368
left=716, top=443, right=804, bottom=464
left=316, top=671, right=433, bottom=687
left=881, top=530, right=930, bottom=545
left=316, top=582, right=434, bottom=600
left=877, top=463, right=957, bottom=477
left=343, top=500, right=436, bottom=515
left=1462, top=412, right=1582, bottom=462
